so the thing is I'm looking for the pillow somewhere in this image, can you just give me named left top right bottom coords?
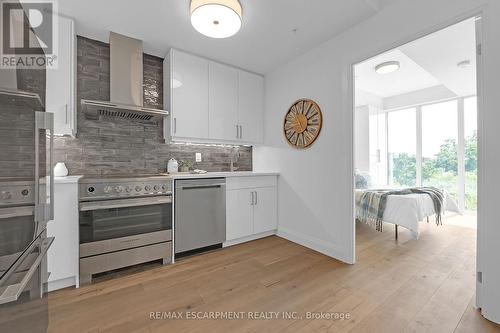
left=355, top=170, right=371, bottom=189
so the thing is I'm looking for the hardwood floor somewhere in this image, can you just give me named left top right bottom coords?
left=47, top=220, right=500, bottom=333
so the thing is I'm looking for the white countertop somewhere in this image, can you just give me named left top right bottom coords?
left=54, top=172, right=278, bottom=183
left=54, top=175, right=83, bottom=184
left=170, top=171, right=279, bottom=179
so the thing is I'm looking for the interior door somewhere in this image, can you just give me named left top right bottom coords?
left=238, top=71, right=264, bottom=143
left=209, top=62, right=238, bottom=141
left=226, top=188, right=253, bottom=241
left=171, top=50, right=209, bottom=139
left=253, top=187, right=277, bottom=234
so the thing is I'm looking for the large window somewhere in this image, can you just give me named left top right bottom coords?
left=367, top=97, right=478, bottom=211
left=388, top=108, right=416, bottom=187
left=464, top=97, right=478, bottom=210
left=422, top=100, right=458, bottom=200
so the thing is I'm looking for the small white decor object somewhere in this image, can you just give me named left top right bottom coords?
left=54, top=162, right=69, bottom=177
left=167, top=158, right=179, bottom=174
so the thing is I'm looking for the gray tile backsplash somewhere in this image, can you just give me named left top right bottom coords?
left=54, top=36, right=252, bottom=176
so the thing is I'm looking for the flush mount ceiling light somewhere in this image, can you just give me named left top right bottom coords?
left=190, top=0, right=242, bottom=39
left=375, top=61, right=400, bottom=74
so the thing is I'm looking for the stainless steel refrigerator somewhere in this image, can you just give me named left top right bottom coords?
left=0, top=2, right=54, bottom=331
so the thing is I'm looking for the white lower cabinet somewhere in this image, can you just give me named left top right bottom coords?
left=47, top=179, right=80, bottom=291
left=225, top=176, right=278, bottom=245
left=226, top=188, right=254, bottom=240
left=252, top=187, right=278, bottom=234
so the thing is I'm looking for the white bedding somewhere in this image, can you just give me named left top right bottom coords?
left=356, top=190, right=460, bottom=239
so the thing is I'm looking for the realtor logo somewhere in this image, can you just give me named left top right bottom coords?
left=1, top=0, right=58, bottom=68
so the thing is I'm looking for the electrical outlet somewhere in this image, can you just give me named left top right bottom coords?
left=195, top=153, right=202, bottom=162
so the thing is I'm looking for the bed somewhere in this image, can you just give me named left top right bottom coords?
left=355, top=189, right=460, bottom=239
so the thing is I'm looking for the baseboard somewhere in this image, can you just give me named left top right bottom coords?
left=277, top=227, right=353, bottom=264
left=223, top=230, right=277, bottom=247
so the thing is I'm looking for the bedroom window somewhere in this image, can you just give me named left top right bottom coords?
left=422, top=100, right=459, bottom=201
left=368, top=97, right=478, bottom=211
left=387, top=108, right=416, bottom=187
left=464, top=97, right=478, bottom=211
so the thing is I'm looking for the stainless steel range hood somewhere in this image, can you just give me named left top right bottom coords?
left=81, top=32, right=169, bottom=121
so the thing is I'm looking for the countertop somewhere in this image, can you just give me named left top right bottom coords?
left=169, top=171, right=279, bottom=179
left=54, top=175, right=83, bottom=184
left=54, top=172, right=278, bottom=183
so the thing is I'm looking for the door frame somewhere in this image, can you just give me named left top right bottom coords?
left=347, top=8, right=485, bottom=306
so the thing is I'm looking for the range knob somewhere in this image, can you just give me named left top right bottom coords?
left=144, top=185, right=152, bottom=192
left=126, top=186, right=133, bottom=193
left=103, top=186, right=112, bottom=193
left=115, top=186, right=123, bottom=193
left=0, top=191, right=12, bottom=200
left=161, top=185, right=167, bottom=191
left=153, top=185, right=160, bottom=191
left=135, top=186, right=142, bottom=192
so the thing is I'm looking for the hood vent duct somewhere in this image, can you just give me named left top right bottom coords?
left=82, top=32, right=169, bottom=121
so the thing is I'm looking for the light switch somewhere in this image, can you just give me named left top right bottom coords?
left=195, top=153, right=202, bottom=162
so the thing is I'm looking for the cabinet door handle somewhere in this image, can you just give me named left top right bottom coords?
left=236, top=124, right=239, bottom=139
left=239, top=125, right=243, bottom=139
left=65, top=104, right=68, bottom=124
left=254, top=191, right=258, bottom=205
left=173, top=118, right=177, bottom=134
left=251, top=191, right=255, bottom=205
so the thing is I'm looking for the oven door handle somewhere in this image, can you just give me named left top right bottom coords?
left=0, top=206, right=35, bottom=219
left=79, top=196, right=172, bottom=211
left=0, top=237, right=54, bottom=305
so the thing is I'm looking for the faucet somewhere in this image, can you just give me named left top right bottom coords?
left=229, top=147, right=240, bottom=172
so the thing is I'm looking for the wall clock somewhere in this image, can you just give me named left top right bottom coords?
left=283, top=99, right=323, bottom=149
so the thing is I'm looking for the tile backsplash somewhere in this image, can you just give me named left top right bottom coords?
left=54, top=36, right=252, bottom=176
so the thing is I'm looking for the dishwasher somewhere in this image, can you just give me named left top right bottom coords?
left=174, top=178, right=226, bottom=255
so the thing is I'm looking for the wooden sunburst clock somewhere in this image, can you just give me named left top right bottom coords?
left=283, top=99, right=323, bottom=149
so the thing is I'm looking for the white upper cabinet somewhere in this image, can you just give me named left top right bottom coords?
left=168, top=49, right=209, bottom=140
left=46, top=16, right=76, bottom=136
left=164, top=49, right=264, bottom=144
left=209, top=62, right=238, bottom=141
left=238, top=71, right=264, bottom=144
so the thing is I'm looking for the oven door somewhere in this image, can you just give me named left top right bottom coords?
left=0, top=234, right=54, bottom=333
left=79, top=196, right=172, bottom=244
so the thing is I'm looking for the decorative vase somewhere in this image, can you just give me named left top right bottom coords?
left=167, top=158, right=179, bottom=173
left=54, top=162, right=69, bottom=177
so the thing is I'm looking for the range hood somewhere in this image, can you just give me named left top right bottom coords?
left=82, top=32, right=169, bottom=121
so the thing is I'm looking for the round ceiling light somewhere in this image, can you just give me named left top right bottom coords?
left=375, top=61, right=400, bottom=75
left=190, top=0, right=242, bottom=39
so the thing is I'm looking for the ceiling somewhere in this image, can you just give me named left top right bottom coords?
left=355, top=17, right=476, bottom=101
left=355, top=49, right=441, bottom=98
left=58, top=0, right=397, bottom=74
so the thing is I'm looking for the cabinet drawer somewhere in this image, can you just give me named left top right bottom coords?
left=226, top=176, right=277, bottom=190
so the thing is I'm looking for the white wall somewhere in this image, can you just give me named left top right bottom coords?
left=355, top=106, right=370, bottom=172
left=254, top=0, right=500, bottom=323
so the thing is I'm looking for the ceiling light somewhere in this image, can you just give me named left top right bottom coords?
left=457, top=60, right=471, bottom=69
left=375, top=61, right=400, bottom=74
left=190, top=0, right=242, bottom=39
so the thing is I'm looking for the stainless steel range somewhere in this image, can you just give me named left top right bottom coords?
left=78, top=175, right=173, bottom=284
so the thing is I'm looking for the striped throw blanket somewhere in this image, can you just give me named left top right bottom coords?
left=355, top=187, right=445, bottom=232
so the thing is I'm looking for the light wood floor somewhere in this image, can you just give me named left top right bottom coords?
left=47, top=220, right=500, bottom=333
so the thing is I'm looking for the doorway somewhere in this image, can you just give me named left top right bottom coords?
left=352, top=13, right=481, bottom=294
